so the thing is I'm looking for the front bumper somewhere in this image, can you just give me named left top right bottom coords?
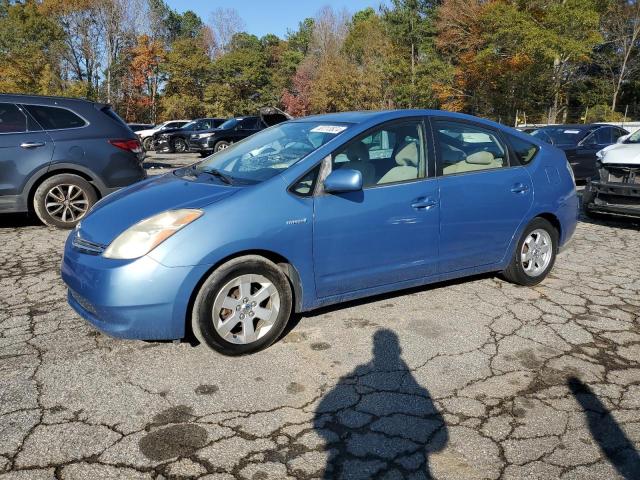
left=153, top=138, right=172, bottom=152
left=188, top=137, right=213, bottom=152
left=61, top=235, right=209, bottom=340
left=583, top=180, right=640, bottom=216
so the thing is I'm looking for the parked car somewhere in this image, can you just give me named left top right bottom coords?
left=530, top=124, right=628, bottom=181
left=127, top=123, right=155, bottom=132
left=188, top=107, right=291, bottom=156
left=153, top=118, right=226, bottom=153
left=137, top=120, right=190, bottom=150
left=61, top=110, right=577, bottom=355
left=0, top=94, right=145, bottom=228
left=583, top=128, right=640, bottom=218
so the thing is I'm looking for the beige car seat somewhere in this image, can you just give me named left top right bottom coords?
left=337, top=141, right=376, bottom=186
left=442, top=151, right=503, bottom=175
left=378, top=141, right=420, bottom=184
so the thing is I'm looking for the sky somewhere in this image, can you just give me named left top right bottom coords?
left=165, top=0, right=389, bottom=39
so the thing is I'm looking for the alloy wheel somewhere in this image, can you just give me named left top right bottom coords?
left=521, top=228, right=552, bottom=277
left=44, top=184, right=89, bottom=224
left=212, top=274, right=280, bottom=345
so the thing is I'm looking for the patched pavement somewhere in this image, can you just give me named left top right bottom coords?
left=1, top=154, right=639, bottom=479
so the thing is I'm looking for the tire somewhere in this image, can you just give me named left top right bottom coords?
left=191, top=256, right=293, bottom=355
left=214, top=141, right=231, bottom=152
left=142, top=137, right=153, bottom=151
left=502, top=218, right=558, bottom=286
left=172, top=138, right=188, bottom=153
left=33, top=174, right=97, bottom=229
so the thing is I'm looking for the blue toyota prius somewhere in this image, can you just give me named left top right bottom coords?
left=61, top=110, right=578, bottom=355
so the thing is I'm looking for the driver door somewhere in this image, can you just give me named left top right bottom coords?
left=312, top=119, right=440, bottom=298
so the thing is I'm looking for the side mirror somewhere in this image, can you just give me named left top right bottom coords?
left=324, top=169, right=363, bottom=193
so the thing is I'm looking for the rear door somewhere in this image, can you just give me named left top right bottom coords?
left=433, top=118, right=533, bottom=273
left=0, top=103, right=53, bottom=210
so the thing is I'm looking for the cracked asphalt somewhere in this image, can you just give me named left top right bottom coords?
left=1, top=152, right=639, bottom=479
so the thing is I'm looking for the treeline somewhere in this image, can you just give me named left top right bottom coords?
left=1, top=0, right=639, bottom=125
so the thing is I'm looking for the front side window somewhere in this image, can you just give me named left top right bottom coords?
left=626, top=129, right=640, bottom=144
left=196, top=121, right=348, bottom=184
left=332, top=121, right=426, bottom=188
left=23, top=105, right=86, bottom=130
left=238, top=118, right=258, bottom=130
left=0, top=103, right=27, bottom=133
left=436, top=121, right=508, bottom=175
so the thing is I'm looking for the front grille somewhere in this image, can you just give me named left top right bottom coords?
left=72, top=235, right=105, bottom=255
left=70, top=290, right=97, bottom=315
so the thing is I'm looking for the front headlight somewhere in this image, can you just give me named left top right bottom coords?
left=103, top=209, right=203, bottom=260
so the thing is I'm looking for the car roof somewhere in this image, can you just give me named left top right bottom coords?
left=0, top=93, right=98, bottom=106
left=289, top=109, right=513, bottom=131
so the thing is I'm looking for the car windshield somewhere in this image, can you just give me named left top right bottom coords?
left=179, top=121, right=197, bottom=130
left=626, top=129, right=640, bottom=144
left=196, top=121, right=349, bottom=184
left=531, top=127, right=587, bottom=146
left=219, top=118, right=238, bottom=130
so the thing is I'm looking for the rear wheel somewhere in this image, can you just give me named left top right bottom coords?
left=173, top=138, right=188, bottom=153
left=191, top=256, right=293, bottom=355
left=33, top=174, right=97, bottom=229
left=214, top=141, right=231, bottom=152
left=502, top=218, right=558, bottom=286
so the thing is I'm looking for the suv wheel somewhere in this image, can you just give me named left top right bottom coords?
left=33, top=174, right=97, bottom=229
left=191, top=256, right=293, bottom=355
left=502, top=218, right=558, bottom=286
left=214, top=141, right=231, bottom=152
left=173, top=138, right=188, bottom=153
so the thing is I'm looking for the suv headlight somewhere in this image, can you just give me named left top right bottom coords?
left=103, top=209, right=203, bottom=259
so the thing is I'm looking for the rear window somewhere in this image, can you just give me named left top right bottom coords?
left=101, top=106, right=128, bottom=128
left=23, top=105, right=87, bottom=130
left=508, top=135, right=539, bottom=165
left=0, top=103, right=27, bottom=133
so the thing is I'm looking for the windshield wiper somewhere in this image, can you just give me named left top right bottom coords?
left=201, top=168, right=234, bottom=185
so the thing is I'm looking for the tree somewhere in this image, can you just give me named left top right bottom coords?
left=597, top=0, right=640, bottom=112
left=205, top=7, right=245, bottom=58
left=0, top=0, right=65, bottom=95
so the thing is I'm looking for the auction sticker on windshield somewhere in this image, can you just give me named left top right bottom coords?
left=310, top=125, right=348, bottom=134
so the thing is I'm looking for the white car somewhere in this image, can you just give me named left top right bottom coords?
left=583, top=129, right=640, bottom=218
left=137, top=120, right=191, bottom=150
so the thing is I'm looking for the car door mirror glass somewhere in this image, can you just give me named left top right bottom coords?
left=324, top=169, right=363, bottom=193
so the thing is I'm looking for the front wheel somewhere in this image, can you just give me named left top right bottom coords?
left=33, top=174, right=97, bottom=228
left=214, top=141, right=231, bottom=152
left=172, top=138, right=188, bottom=153
left=191, top=256, right=293, bottom=355
left=142, top=137, right=153, bottom=151
left=502, top=218, right=558, bottom=286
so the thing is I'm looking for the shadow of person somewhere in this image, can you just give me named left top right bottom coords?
left=314, top=329, right=448, bottom=479
left=568, top=377, right=640, bottom=479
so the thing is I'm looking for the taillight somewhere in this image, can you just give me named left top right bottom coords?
left=109, top=139, right=142, bottom=154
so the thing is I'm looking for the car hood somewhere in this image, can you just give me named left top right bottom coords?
left=599, top=143, right=640, bottom=165
left=77, top=173, right=239, bottom=246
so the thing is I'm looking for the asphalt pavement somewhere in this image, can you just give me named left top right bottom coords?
left=1, top=152, right=639, bottom=479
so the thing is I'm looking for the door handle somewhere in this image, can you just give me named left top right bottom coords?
left=20, top=142, right=46, bottom=149
left=411, top=198, right=438, bottom=210
left=510, top=183, right=530, bottom=194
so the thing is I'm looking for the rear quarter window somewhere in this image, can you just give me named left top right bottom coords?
left=508, top=134, right=539, bottom=165
left=23, top=105, right=87, bottom=130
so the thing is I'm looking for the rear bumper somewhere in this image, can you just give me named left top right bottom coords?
left=583, top=180, right=640, bottom=216
left=188, top=138, right=211, bottom=152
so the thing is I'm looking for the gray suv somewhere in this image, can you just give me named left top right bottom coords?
left=0, top=95, right=146, bottom=228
